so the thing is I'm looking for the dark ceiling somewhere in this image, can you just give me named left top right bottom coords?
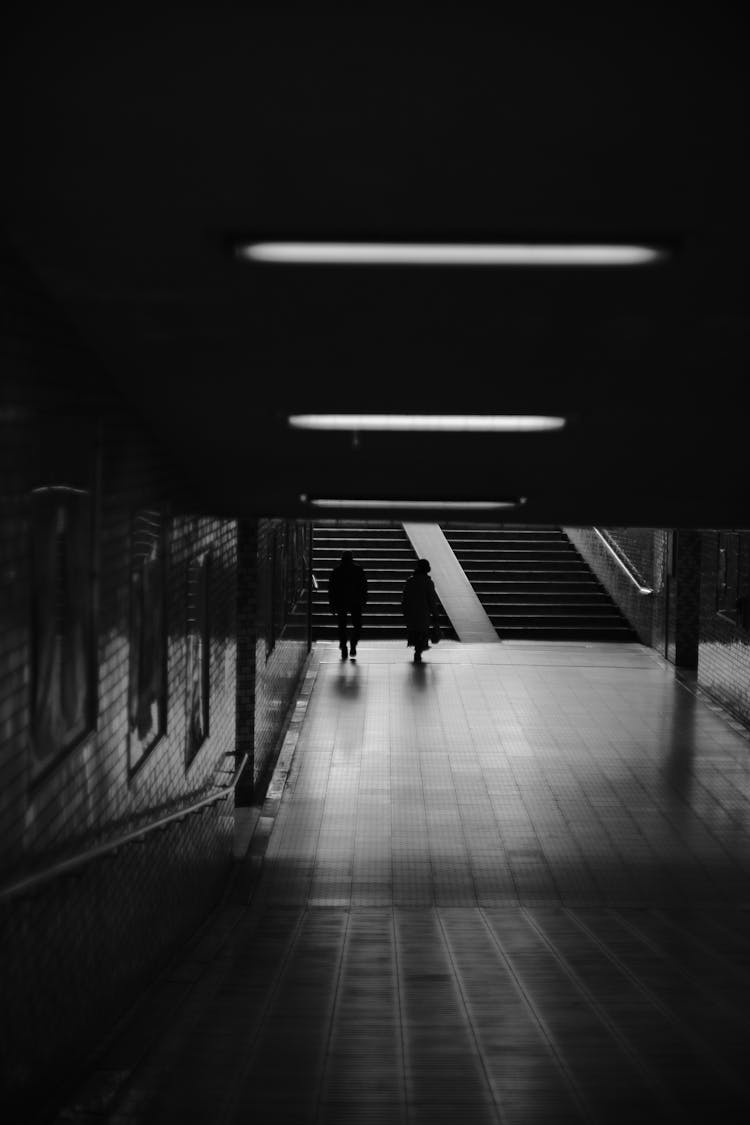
left=2, top=8, right=748, bottom=525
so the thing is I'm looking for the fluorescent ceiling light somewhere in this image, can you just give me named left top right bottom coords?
left=300, top=497, right=525, bottom=511
left=31, top=484, right=89, bottom=495
left=240, top=242, right=665, bottom=266
left=289, top=414, right=565, bottom=432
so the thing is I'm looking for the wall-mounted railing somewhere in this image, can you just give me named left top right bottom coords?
left=0, top=753, right=248, bottom=904
left=593, top=528, right=653, bottom=595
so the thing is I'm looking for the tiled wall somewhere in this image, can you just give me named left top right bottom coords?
left=671, top=530, right=702, bottom=669
left=0, top=798, right=233, bottom=1115
left=0, top=246, right=239, bottom=1114
left=567, top=525, right=750, bottom=727
left=236, top=518, right=310, bottom=803
left=563, top=527, right=669, bottom=647
left=698, top=531, right=750, bottom=725
left=1, top=509, right=238, bottom=870
left=651, top=531, right=670, bottom=657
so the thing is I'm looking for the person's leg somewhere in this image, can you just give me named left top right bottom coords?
left=336, top=609, right=348, bottom=656
left=350, top=607, right=362, bottom=655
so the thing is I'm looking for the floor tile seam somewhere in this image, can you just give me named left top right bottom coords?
left=262, top=658, right=343, bottom=901
left=533, top=768, right=650, bottom=894
left=698, top=769, right=750, bottom=809
left=653, top=908, right=750, bottom=987
left=53, top=854, right=294, bottom=1120
left=429, top=909, right=506, bottom=1124
left=670, top=767, right=750, bottom=847
left=572, top=728, right=694, bottom=880
left=384, top=909, right=409, bottom=1114
left=310, top=907, right=355, bottom=1122
left=476, top=906, right=595, bottom=1125
left=595, top=725, right=750, bottom=885
left=562, top=906, right=750, bottom=1103
left=609, top=907, right=750, bottom=1031
left=268, top=654, right=324, bottom=805
left=650, top=653, right=750, bottom=743
left=464, top=686, right=565, bottom=903
left=437, top=661, right=526, bottom=899
left=351, top=673, right=395, bottom=888
left=439, top=743, right=496, bottom=906
left=519, top=905, right=680, bottom=1113
left=660, top=801, right=750, bottom=880
left=196, top=905, right=309, bottom=1125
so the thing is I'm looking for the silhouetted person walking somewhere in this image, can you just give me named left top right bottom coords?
left=402, top=558, right=439, bottom=663
left=328, top=550, right=368, bottom=659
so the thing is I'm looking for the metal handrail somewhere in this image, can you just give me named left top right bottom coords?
left=593, top=528, right=653, bottom=595
left=0, top=753, right=248, bottom=903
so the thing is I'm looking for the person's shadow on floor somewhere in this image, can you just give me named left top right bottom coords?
left=410, top=663, right=430, bottom=692
left=333, top=664, right=362, bottom=701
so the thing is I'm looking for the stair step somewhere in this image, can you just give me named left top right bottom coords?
left=315, top=549, right=416, bottom=559
left=446, top=528, right=565, bottom=534
left=485, top=604, right=621, bottom=616
left=312, top=521, right=457, bottom=640
left=444, top=523, right=558, bottom=531
left=444, top=533, right=565, bottom=543
left=309, top=602, right=454, bottom=618
left=315, top=532, right=413, bottom=539
left=451, top=541, right=569, bottom=549
left=312, top=630, right=422, bottom=639
left=489, top=613, right=628, bottom=624
left=447, top=524, right=636, bottom=642
left=311, top=522, right=636, bottom=646
left=315, top=593, right=405, bottom=603
left=452, top=549, right=580, bottom=558
left=457, top=551, right=585, bottom=560
left=466, top=579, right=601, bottom=588
left=315, top=567, right=418, bottom=581
left=462, top=568, right=594, bottom=578
left=316, top=581, right=414, bottom=590
left=480, top=592, right=610, bottom=603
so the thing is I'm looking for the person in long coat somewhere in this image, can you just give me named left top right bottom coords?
left=328, top=550, right=368, bottom=659
left=401, top=558, right=439, bottom=663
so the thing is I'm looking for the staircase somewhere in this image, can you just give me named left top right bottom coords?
left=307, top=521, right=455, bottom=641
left=441, top=524, right=638, bottom=641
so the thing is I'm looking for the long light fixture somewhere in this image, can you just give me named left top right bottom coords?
left=31, top=485, right=89, bottom=495
left=300, top=496, right=525, bottom=511
left=289, top=414, right=565, bottom=433
left=238, top=242, right=666, bottom=266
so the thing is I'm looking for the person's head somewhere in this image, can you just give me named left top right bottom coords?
left=416, top=558, right=431, bottom=574
left=340, top=551, right=354, bottom=565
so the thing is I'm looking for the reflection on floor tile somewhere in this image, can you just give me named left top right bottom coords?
left=66, top=642, right=750, bottom=1123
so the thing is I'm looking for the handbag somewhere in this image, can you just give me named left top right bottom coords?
left=430, top=622, right=442, bottom=644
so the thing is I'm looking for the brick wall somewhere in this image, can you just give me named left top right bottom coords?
left=563, top=527, right=669, bottom=647
left=0, top=246, right=239, bottom=1115
left=698, top=531, right=750, bottom=725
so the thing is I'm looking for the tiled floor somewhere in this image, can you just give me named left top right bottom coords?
left=66, top=641, right=750, bottom=1123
